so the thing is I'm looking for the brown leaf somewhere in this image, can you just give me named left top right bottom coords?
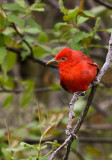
left=42, top=123, right=57, bottom=139
left=5, top=120, right=11, bottom=147
left=11, top=137, right=22, bottom=148
left=79, top=0, right=84, bottom=10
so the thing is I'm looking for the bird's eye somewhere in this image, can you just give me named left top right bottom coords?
left=62, top=57, right=66, bottom=61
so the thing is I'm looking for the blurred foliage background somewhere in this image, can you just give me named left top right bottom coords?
left=0, top=0, right=112, bottom=159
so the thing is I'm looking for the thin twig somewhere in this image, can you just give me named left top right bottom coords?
left=66, top=92, right=82, bottom=135
left=11, top=23, right=33, bottom=54
left=63, top=85, right=98, bottom=160
left=0, top=87, right=53, bottom=94
left=6, top=46, right=57, bottom=68
left=23, top=137, right=112, bottom=144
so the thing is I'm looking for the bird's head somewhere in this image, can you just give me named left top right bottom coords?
left=47, top=47, right=73, bottom=68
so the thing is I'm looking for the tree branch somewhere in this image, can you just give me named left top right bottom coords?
left=6, top=46, right=57, bottom=68
left=0, top=87, right=52, bottom=94
left=49, top=33, right=112, bottom=160
left=23, top=137, right=112, bottom=144
left=94, top=0, right=112, bottom=9
left=11, top=23, right=33, bottom=54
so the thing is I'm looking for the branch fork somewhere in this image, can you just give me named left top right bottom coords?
left=49, top=33, right=112, bottom=160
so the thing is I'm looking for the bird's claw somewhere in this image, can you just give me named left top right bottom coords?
left=71, top=111, right=75, bottom=119
left=71, top=132, right=78, bottom=139
left=66, top=128, right=78, bottom=139
left=66, top=127, right=72, bottom=136
left=81, top=91, right=86, bottom=96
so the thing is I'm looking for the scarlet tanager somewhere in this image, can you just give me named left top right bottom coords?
left=47, top=48, right=100, bottom=93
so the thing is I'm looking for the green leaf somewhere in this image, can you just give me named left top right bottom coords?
left=0, top=13, right=5, bottom=24
left=15, top=0, right=25, bottom=7
left=78, top=10, right=94, bottom=18
left=20, top=142, right=39, bottom=149
left=31, top=8, right=45, bottom=11
left=5, top=52, right=17, bottom=71
left=0, top=76, right=14, bottom=89
left=0, top=47, right=7, bottom=64
left=3, top=3, right=25, bottom=13
left=29, top=0, right=45, bottom=12
left=38, top=32, right=48, bottom=43
left=41, top=145, right=47, bottom=150
left=71, top=42, right=82, bottom=51
left=51, top=85, right=61, bottom=91
left=71, top=31, right=90, bottom=50
left=63, top=7, right=79, bottom=21
left=1, top=148, right=13, bottom=159
left=33, top=46, right=45, bottom=58
left=26, top=18, right=42, bottom=29
left=22, top=27, right=40, bottom=34
left=21, top=93, right=34, bottom=107
left=54, top=22, right=67, bottom=32
left=72, top=32, right=90, bottom=43
left=8, top=15, right=24, bottom=27
left=21, top=80, right=34, bottom=107
left=71, top=140, right=78, bottom=149
left=59, top=0, right=68, bottom=14
left=77, top=10, right=94, bottom=25
left=3, top=95, right=13, bottom=108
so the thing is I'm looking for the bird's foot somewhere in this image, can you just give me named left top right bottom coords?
left=71, top=132, right=78, bottom=139
left=66, top=128, right=78, bottom=139
left=81, top=91, right=86, bottom=96
left=71, top=111, right=75, bottom=119
left=66, top=127, right=72, bottom=136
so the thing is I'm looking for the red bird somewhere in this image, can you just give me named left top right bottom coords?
left=47, top=48, right=100, bottom=93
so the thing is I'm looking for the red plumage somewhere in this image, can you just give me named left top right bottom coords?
left=47, top=47, right=100, bottom=93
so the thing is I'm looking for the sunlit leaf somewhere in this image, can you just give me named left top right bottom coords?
left=22, top=27, right=41, bottom=34
left=15, top=0, right=25, bottom=7
left=3, top=3, right=25, bottom=13
left=54, top=22, right=68, bottom=32
left=41, top=145, right=47, bottom=150
left=77, top=10, right=94, bottom=24
left=63, top=8, right=79, bottom=21
left=8, top=15, right=24, bottom=27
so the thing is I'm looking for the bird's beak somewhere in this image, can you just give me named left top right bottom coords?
left=46, top=58, right=60, bottom=65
